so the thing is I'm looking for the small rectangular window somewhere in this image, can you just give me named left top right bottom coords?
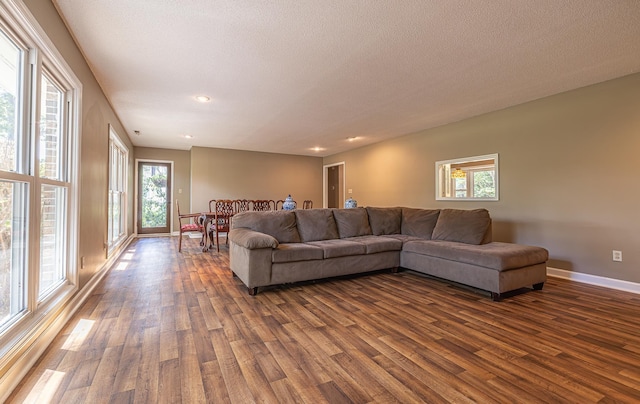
left=436, top=154, right=499, bottom=201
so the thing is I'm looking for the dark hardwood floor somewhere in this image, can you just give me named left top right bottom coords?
left=7, top=237, right=640, bottom=403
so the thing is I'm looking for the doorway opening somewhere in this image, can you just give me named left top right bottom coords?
left=136, top=161, right=172, bottom=234
left=323, top=162, right=345, bottom=208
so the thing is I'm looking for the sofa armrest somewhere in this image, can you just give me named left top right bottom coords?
left=229, top=228, right=279, bottom=249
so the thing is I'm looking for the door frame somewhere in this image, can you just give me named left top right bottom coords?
left=323, top=162, right=345, bottom=208
left=134, top=159, right=175, bottom=235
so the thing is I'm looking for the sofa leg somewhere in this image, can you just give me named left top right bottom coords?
left=491, top=292, right=502, bottom=302
left=533, top=282, right=544, bottom=290
left=391, top=267, right=399, bottom=274
left=248, top=287, right=258, bottom=296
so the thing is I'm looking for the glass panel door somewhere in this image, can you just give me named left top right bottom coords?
left=137, top=162, right=171, bottom=234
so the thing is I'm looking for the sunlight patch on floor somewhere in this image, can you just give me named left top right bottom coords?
left=115, top=261, right=129, bottom=271
left=22, top=369, right=65, bottom=404
left=61, top=318, right=95, bottom=351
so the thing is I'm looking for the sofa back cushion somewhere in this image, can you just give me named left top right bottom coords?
left=332, top=208, right=373, bottom=238
left=295, top=209, right=339, bottom=242
left=431, top=208, right=491, bottom=245
left=401, top=208, right=440, bottom=239
left=366, top=207, right=401, bottom=235
left=232, top=210, right=301, bottom=243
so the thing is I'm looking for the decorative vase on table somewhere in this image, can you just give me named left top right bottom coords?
left=345, top=197, right=357, bottom=209
left=282, top=195, right=297, bottom=210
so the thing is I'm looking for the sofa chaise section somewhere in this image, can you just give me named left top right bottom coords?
left=402, top=240, right=548, bottom=301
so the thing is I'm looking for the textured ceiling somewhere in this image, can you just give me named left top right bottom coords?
left=53, top=0, right=640, bottom=156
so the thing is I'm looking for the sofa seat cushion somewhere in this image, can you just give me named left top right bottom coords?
left=272, top=243, right=324, bottom=263
left=346, top=235, right=403, bottom=254
left=295, top=209, right=339, bottom=242
left=403, top=240, right=548, bottom=271
left=305, top=239, right=367, bottom=259
left=333, top=208, right=373, bottom=238
left=232, top=210, right=301, bottom=243
left=431, top=208, right=490, bottom=245
left=366, top=207, right=401, bottom=235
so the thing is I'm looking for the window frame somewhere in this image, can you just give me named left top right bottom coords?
left=435, top=153, right=499, bottom=201
left=0, top=0, right=81, bottom=377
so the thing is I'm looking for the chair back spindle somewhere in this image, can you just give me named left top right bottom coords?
left=251, top=199, right=275, bottom=211
left=234, top=199, right=251, bottom=214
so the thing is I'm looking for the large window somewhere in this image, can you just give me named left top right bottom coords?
left=0, top=0, right=80, bottom=363
left=108, top=126, right=128, bottom=254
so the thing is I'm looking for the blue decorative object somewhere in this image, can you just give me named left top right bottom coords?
left=345, top=197, right=357, bottom=209
left=282, top=194, right=296, bottom=210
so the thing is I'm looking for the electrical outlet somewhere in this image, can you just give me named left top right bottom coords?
left=612, top=250, right=622, bottom=262
left=348, top=189, right=353, bottom=194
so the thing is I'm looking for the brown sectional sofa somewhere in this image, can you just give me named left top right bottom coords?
left=228, top=207, right=548, bottom=301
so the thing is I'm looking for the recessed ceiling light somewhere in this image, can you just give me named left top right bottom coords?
left=195, top=95, right=210, bottom=102
left=347, top=136, right=358, bottom=142
left=311, top=147, right=325, bottom=152
left=181, top=134, right=194, bottom=139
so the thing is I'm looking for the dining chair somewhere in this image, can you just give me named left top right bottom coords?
left=176, top=199, right=203, bottom=252
left=302, top=200, right=313, bottom=209
left=234, top=199, right=251, bottom=214
left=251, top=200, right=275, bottom=211
left=210, top=199, right=234, bottom=252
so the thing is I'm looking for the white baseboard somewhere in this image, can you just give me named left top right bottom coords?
left=0, top=235, right=135, bottom=402
left=547, top=266, right=640, bottom=295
